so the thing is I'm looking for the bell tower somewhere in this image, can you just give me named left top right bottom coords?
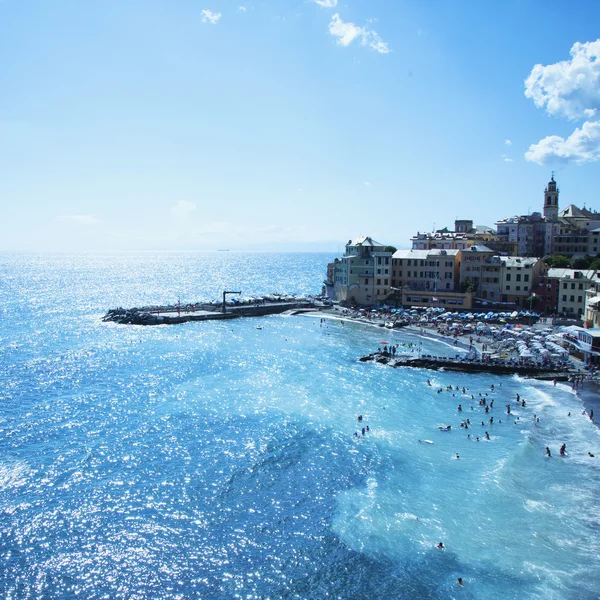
left=543, top=173, right=559, bottom=221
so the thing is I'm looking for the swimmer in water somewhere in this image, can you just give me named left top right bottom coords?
left=437, top=542, right=445, bottom=549
left=485, top=431, right=490, bottom=440
left=455, top=453, right=460, bottom=459
left=457, top=578, right=463, bottom=587
left=546, top=447, right=551, bottom=457
left=560, top=443, right=566, bottom=456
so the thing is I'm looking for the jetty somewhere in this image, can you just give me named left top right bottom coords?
left=359, top=352, right=574, bottom=381
left=102, top=294, right=324, bottom=325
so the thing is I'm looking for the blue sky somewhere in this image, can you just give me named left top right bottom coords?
left=1, top=0, right=600, bottom=252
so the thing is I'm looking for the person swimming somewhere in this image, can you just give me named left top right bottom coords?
left=546, top=447, right=551, bottom=457
left=436, top=542, right=445, bottom=549
left=485, top=431, right=490, bottom=440
left=560, top=443, right=566, bottom=456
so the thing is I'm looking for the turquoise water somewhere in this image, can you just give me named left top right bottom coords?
left=1, top=252, right=599, bottom=599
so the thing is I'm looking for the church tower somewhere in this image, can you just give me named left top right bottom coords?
left=543, top=173, right=559, bottom=221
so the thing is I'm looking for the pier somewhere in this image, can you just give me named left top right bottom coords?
left=359, top=352, right=575, bottom=380
left=102, top=296, right=322, bottom=325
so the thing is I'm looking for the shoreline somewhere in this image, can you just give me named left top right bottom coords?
left=312, top=308, right=600, bottom=426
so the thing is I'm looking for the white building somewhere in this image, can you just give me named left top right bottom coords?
left=547, top=268, right=600, bottom=319
left=333, top=236, right=393, bottom=306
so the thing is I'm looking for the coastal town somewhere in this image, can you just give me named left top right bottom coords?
left=324, top=175, right=600, bottom=369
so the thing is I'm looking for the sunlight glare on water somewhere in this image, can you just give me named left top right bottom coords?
left=0, top=252, right=599, bottom=599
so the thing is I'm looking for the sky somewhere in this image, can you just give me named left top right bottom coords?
left=1, top=0, right=600, bottom=253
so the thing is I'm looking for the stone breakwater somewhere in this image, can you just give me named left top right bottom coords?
left=102, top=299, right=321, bottom=325
left=360, top=352, right=575, bottom=381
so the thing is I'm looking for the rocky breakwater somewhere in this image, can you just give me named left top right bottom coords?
left=359, top=352, right=574, bottom=381
left=102, top=307, right=236, bottom=325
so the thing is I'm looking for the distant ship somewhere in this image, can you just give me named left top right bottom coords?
left=217, top=249, right=230, bottom=252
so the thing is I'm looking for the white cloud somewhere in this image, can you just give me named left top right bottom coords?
left=238, top=5, right=246, bottom=11
left=524, top=39, right=600, bottom=121
left=525, top=120, right=600, bottom=165
left=313, top=0, right=337, bottom=7
left=328, top=13, right=390, bottom=54
left=503, top=157, right=514, bottom=162
left=201, top=9, right=221, bottom=24
left=524, top=38, right=600, bottom=165
left=56, top=214, right=99, bottom=225
left=363, top=181, right=371, bottom=186
left=171, top=200, right=197, bottom=219
left=328, top=13, right=362, bottom=46
left=505, top=139, right=512, bottom=145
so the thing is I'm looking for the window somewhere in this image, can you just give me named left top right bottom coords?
left=506, top=274, right=511, bottom=281
left=377, top=279, right=381, bottom=285
left=384, top=279, right=388, bottom=285
left=377, top=257, right=382, bottom=265
left=506, top=285, right=511, bottom=290
left=524, top=274, right=529, bottom=282
left=563, top=283, right=568, bottom=289
left=562, top=294, right=567, bottom=301
left=365, top=279, right=368, bottom=285
left=578, top=296, right=583, bottom=303
left=516, top=274, right=521, bottom=282
left=445, top=272, right=452, bottom=279
left=516, top=286, right=520, bottom=291
left=571, top=283, right=575, bottom=290
left=385, top=257, right=389, bottom=265
left=377, top=269, right=381, bottom=274
left=570, top=295, right=574, bottom=302
left=579, top=283, right=583, bottom=290
left=446, top=283, right=451, bottom=289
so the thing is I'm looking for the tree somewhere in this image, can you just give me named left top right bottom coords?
left=570, top=255, right=592, bottom=269
left=589, top=258, right=600, bottom=271
left=543, top=254, right=570, bottom=268
left=384, top=246, right=397, bottom=254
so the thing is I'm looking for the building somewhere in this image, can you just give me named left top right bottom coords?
left=584, top=273, right=600, bottom=328
left=332, top=236, right=393, bottom=306
left=390, top=248, right=474, bottom=307
left=495, top=175, right=560, bottom=258
left=458, top=244, right=496, bottom=295
left=410, top=220, right=498, bottom=252
left=498, top=256, right=543, bottom=306
left=532, top=274, right=560, bottom=315
left=392, top=249, right=460, bottom=293
left=547, top=268, right=600, bottom=319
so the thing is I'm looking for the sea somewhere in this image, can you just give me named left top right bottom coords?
left=1, top=252, right=599, bottom=600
